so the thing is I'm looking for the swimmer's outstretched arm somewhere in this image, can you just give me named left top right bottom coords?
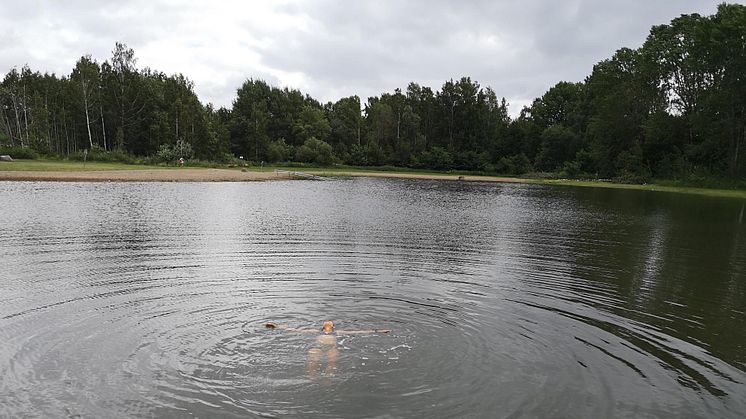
left=337, top=329, right=391, bottom=335
left=264, top=323, right=317, bottom=333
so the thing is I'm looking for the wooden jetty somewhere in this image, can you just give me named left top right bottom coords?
left=274, top=169, right=329, bottom=181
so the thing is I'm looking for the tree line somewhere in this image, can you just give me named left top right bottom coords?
left=1, top=3, right=744, bottom=182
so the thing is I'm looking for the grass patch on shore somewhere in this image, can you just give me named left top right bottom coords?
left=0, top=159, right=176, bottom=172
left=541, top=179, right=746, bottom=199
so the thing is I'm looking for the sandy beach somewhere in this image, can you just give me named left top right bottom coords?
left=0, top=168, right=293, bottom=182
left=0, top=167, right=533, bottom=184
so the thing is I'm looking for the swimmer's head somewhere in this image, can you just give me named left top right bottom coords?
left=322, top=320, right=334, bottom=333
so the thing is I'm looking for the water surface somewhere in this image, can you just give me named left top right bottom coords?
left=1, top=178, right=745, bottom=418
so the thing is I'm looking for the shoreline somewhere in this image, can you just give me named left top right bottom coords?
left=307, top=170, right=746, bottom=199
left=0, top=168, right=293, bottom=182
left=1, top=165, right=745, bottom=199
left=308, top=170, right=538, bottom=184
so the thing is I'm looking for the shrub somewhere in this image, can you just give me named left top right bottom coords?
left=266, top=138, right=294, bottom=163
left=347, top=143, right=385, bottom=166
left=454, top=150, right=490, bottom=171
left=294, top=137, right=334, bottom=166
left=0, top=146, right=39, bottom=159
left=69, top=146, right=137, bottom=164
left=615, top=146, right=650, bottom=184
left=418, top=147, right=453, bottom=170
left=216, top=153, right=243, bottom=165
left=496, top=153, right=531, bottom=175
left=573, top=149, right=599, bottom=176
left=154, top=140, right=194, bottom=164
left=560, top=160, right=583, bottom=178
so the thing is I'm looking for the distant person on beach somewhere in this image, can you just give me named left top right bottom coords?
left=178, top=157, right=185, bottom=167
left=265, top=320, right=390, bottom=378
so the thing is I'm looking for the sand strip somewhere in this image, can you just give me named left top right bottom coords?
left=0, top=168, right=530, bottom=184
left=0, top=168, right=293, bottom=182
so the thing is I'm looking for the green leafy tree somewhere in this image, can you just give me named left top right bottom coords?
left=295, top=137, right=334, bottom=165
left=71, top=56, right=100, bottom=149
left=535, top=125, right=580, bottom=171
left=329, top=96, right=362, bottom=153
left=294, top=104, right=331, bottom=143
left=266, top=138, right=294, bottom=162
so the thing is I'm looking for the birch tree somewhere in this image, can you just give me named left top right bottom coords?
left=71, top=56, right=99, bottom=149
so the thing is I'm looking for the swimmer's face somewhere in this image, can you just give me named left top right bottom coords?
left=322, top=320, right=334, bottom=333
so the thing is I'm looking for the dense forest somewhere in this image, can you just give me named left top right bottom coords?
left=1, top=3, right=744, bottom=182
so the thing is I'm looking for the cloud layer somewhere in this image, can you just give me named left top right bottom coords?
left=0, top=0, right=723, bottom=113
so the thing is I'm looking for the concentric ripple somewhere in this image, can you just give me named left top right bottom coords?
left=0, top=179, right=745, bottom=418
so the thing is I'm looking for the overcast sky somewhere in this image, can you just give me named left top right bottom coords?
left=0, top=0, right=725, bottom=114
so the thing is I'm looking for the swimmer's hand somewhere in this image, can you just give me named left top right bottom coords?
left=263, top=323, right=317, bottom=333
left=376, top=329, right=392, bottom=334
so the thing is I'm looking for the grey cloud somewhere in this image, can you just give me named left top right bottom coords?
left=256, top=0, right=722, bottom=109
left=0, top=0, right=724, bottom=114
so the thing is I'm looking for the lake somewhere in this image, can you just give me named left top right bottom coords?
left=1, top=178, right=745, bottom=418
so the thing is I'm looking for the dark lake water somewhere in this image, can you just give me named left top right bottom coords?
left=1, top=178, right=745, bottom=418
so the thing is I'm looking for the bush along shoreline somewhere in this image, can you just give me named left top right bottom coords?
left=2, top=152, right=745, bottom=194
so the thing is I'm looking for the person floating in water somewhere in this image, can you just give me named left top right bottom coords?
left=264, top=320, right=390, bottom=378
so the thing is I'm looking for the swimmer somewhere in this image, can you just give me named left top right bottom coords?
left=264, top=320, right=391, bottom=379
left=264, top=320, right=391, bottom=335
